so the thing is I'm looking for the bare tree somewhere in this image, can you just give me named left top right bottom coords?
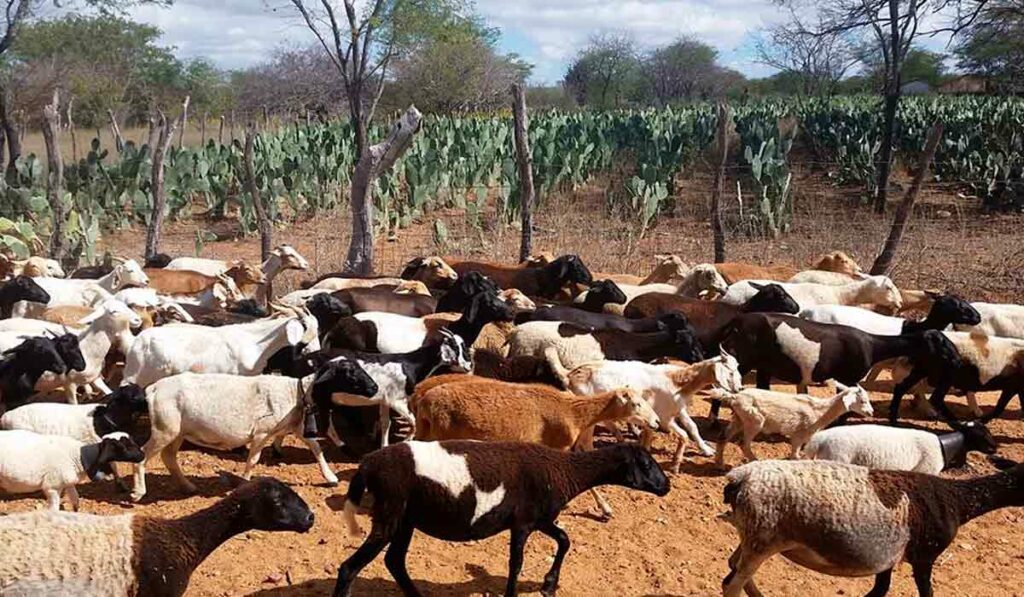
left=41, top=89, right=65, bottom=260
left=776, top=0, right=983, bottom=213
left=755, top=17, right=859, bottom=97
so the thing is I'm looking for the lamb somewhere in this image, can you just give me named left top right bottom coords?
left=0, top=430, right=143, bottom=510
left=122, top=303, right=320, bottom=387
left=0, top=477, right=313, bottom=597
left=1, top=384, right=149, bottom=444
left=0, top=276, right=50, bottom=318
left=954, top=301, right=1024, bottom=339
left=129, top=360, right=377, bottom=502
left=310, top=329, right=473, bottom=449
left=721, top=275, right=903, bottom=313
left=335, top=441, right=669, bottom=596
left=720, top=459, right=1024, bottom=597
left=802, top=421, right=998, bottom=474
left=565, top=349, right=744, bottom=470
left=0, top=334, right=84, bottom=413
left=711, top=382, right=874, bottom=465
left=507, top=314, right=705, bottom=387
left=449, top=254, right=593, bottom=299
left=7, top=256, right=66, bottom=278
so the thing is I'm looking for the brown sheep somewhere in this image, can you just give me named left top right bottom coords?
left=446, top=255, right=592, bottom=299
left=145, top=268, right=253, bottom=295
left=716, top=251, right=862, bottom=285
left=597, top=254, right=690, bottom=286
left=412, top=378, right=661, bottom=517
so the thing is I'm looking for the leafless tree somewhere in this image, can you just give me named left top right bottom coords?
left=756, top=16, right=859, bottom=97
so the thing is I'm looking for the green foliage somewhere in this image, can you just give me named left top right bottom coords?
left=0, top=218, right=41, bottom=259
left=736, top=103, right=795, bottom=236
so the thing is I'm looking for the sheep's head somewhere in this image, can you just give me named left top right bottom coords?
left=834, top=382, right=873, bottom=417
left=616, top=444, right=670, bottom=497
left=393, top=280, right=430, bottom=295
left=5, top=336, right=68, bottom=375
left=814, top=251, right=862, bottom=276
left=548, top=254, right=593, bottom=287
left=273, top=244, right=309, bottom=271
left=929, top=294, right=981, bottom=327
left=862, top=276, right=903, bottom=311
left=49, top=331, right=86, bottom=372
left=232, top=477, right=315, bottom=533
left=745, top=283, right=800, bottom=314
left=305, top=293, right=352, bottom=332
left=464, top=289, right=515, bottom=325
left=312, top=359, right=378, bottom=399
left=438, top=329, right=473, bottom=373
left=499, top=288, right=536, bottom=313
left=89, top=432, right=145, bottom=481
left=613, top=387, right=660, bottom=431
left=106, top=383, right=149, bottom=416
left=5, top=276, right=50, bottom=305
left=523, top=251, right=556, bottom=267
left=401, top=256, right=458, bottom=289
left=112, top=260, right=149, bottom=289
left=713, top=347, right=744, bottom=393
left=580, top=280, right=627, bottom=311
left=652, top=254, right=690, bottom=280
left=958, top=421, right=998, bottom=455
left=226, top=262, right=267, bottom=286
left=657, top=313, right=704, bottom=363
left=687, top=264, right=729, bottom=297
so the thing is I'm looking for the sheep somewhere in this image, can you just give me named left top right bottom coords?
left=803, top=421, right=998, bottom=474
left=786, top=251, right=866, bottom=285
left=309, top=330, right=472, bottom=448
left=954, top=301, right=1024, bottom=339
left=1, top=384, right=149, bottom=444
left=507, top=314, right=705, bottom=387
left=122, top=304, right=320, bottom=388
left=165, top=244, right=309, bottom=277
left=0, top=430, right=143, bottom=510
left=0, top=334, right=84, bottom=413
left=0, top=276, right=50, bottom=318
left=721, top=275, right=903, bottom=313
left=574, top=266, right=730, bottom=315
left=144, top=266, right=264, bottom=296
left=335, top=441, right=669, bottom=597
left=711, top=382, right=874, bottom=465
left=182, top=299, right=269, bottom=327
left=332, top=285, right=437, bottom=317
left=434, top=270, right=500, bottom=312
left=566, top=349, right=744, bottom=471
left=9, top=256, right=66, bottom=278
left=329, top=290, right=513, bottom=353
left=623, top=282, right=800, bottom=353
left=20, top=259, right=149, bottom=311
left=0, top=477, right=313, bottom=596
left=129, top=360, right=377, bottom=502
left=305, top=256, right=458, bottom=291
left=720, top=460, right=1024, bottom=597
left=596, top=253, right=689, bottom=285
left=800, top=294, right=981, bottom=336
left=449, top=254, right=593, bottom=299
left=715, top=251, right=861, bottom=285
left=516, top=305, right=675, bottom=334
left=888, top=331, right=1024, bottom=425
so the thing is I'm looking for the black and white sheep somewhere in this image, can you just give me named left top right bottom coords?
left=0, top=477, right=313, bottom=596
left=334, top=441, right=670, bottom=596
left=720, top=459, right=1024, bottom=596
left=0, top=384, right=149, bottom=444
left=0, top=275, right=50, bottom=318
left=0, top=334, right=84, bottom=413
left=803, top=421, right=998, bottom=474
left=0, top=430, right=143, bottom=510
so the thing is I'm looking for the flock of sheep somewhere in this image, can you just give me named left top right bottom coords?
left=0, top=245, right=1022, bottom=596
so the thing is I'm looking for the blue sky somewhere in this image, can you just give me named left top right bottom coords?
left=39, top=0, right=959, bottom=83
left=89, top=0, right=787, bottom=83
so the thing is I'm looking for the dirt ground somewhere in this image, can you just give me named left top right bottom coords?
left=3, top=176, right=1024, bottom=596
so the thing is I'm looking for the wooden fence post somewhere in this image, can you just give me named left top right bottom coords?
left=201, top=111, right=208, bottom=146
left=870, top=122, right=944, bottom=276
left=42, top=90, right=65, bottom=261
left=107, top=109, right=124, bottom=153
left=144, top=99, right=185, bottom=259
left=177, top=95, right=190, bottom=149
left=66, top=97, right=77, bottom=163
left=218, top=115, right=225, bottom=145
left=711, top=101, right=730, bottom=263
left=512, top=83, right=536, bottom=263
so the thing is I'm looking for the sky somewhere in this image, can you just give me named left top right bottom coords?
left=103, top=0, right=786, bottom=84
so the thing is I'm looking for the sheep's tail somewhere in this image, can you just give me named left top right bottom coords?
left=343, top=470, right=367, bottom=537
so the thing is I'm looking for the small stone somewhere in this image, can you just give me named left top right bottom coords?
left=324, top=564, right=336, bottom=575
left=318, top=537, right=328, bottom=545
left=264, top=573, right=284, bottom=584
left=936, top=209, right=953, bottom=218
left=959, top=542, right=974, bottom=551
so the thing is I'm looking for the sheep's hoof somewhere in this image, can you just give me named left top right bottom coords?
left=129, top=491, right=145, bottom=503
left=540, top=581, right=558, bottom=597
left=698, top=444, right=716, bottom=458
left=324, top=475, right=340, bottom=487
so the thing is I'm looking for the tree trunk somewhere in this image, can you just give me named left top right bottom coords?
left=218, top=115, right=225, bottom=144
left=1, top=89, right=22, bottom=184
left=146, top=113, right=160, bottom=154
left=42, top=90, right=65, bottom=261
left=201, top=112, right=207, bottom=146
left=343, top=106, right=422, bottom=275
left=67, top=98, right=78, bottom=163
left=0, top=121, right=6, bottom=166
left=177, top=95, right=190, bottom=149
left=144, top=106, right=183, bottom=260
left=870, top=122, right=943, bottom=276
left=107, top=109, right=125, bottom=153
left=244, top=123, right=272, bottom=262
left=511, top=84, right=536, bottom=263
left=873, top=89, right=900, bottom=213
left=711, top=102, right=730, bottom=263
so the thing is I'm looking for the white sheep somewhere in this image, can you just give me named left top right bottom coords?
left=954, top=301, right=1024, bottom=339
left=0, top=430, right=143, bottom=511
left=720, top=275, right=903, bottom=312
left=803, top=421, right=998, bottom=474
left=711, top=382, right=874, bottom=464
left=13, top=260, right=149, bottom=317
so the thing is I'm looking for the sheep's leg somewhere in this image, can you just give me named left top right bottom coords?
left=271, top=437, right=285, bottom=458
left=739, top=419, right=762, bottom=462
left=715, top=420, right=740, bottom=466
left=966, top=392, right=983, bottom=418
left=722, top=547, right=771, bottom=597
left=333, top=527, right=392, bottom=597
left=44, top=488, right=62, bottom=511
left=796, top=382, right=809, bottom=395
left=889, top=369, right=927, bottom=425
left=162, top=437, right=196, bottom=494
left=589, top=488, right=613, bottom=519
left=92, top=377, right=113, bottom=397
left=575, top=426, right=596, bottom=450
left=755, top=369, right=771, bottom=391
left=64, top=383, right=79, bottom=405
left=911, top=561, right=934, bottom=597
left=378, top=402, right=392, bottom=448
left=65, top=485, right=80, bottom=512
left=131, top=433, right=175, bottom=502
left=301, top=437, right=339, bottom=486
left=505, top=527, right=532, bottom=597
left=538, top=520, right=571, bottom=597
left=866, top=569, right=893, bottom=597
left=383, top=523, right=421, bottom=597
left=982, top=388, right=1018, bottom=423
left=674, top=408, right=714, bottom=457
left=242, top=434, right=272, bottom=481
left=927, top=381, right=958, bottom=426
left=726, top=547, right=764, bottom=597
left=542, top=346, right=571, bottom=389
left=391, top=400, right=416, bottom=435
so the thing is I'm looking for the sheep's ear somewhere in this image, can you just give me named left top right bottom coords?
left=217, top=470, right=249, bottom=489
left=719, top=346, right=734, bottom=360
left=833, top=381, right=850, bottom=392
left=749, top=282, right=765, bottom=290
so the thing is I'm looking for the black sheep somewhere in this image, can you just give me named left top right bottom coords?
left=0, top=335, right=74, bottom=412
left=0, top=276, right=50, bottom=318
